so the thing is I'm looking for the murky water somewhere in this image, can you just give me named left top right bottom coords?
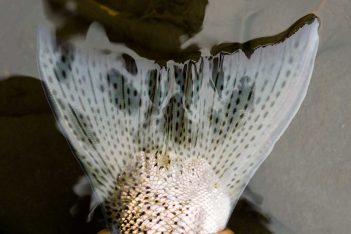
left=1, top=1, right=350, bottom=234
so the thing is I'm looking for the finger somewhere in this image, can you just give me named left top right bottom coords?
left=97, top=229, right=110, bottom=234
left=218, top=228, right=235, bottom=234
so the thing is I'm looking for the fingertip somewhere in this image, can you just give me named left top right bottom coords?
left=97, top=229, right=110, bottom=234
left=218, top=228, right=235, bottom=234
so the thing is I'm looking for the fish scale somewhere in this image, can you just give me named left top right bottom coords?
left=38, top=14, right=319, bottom=233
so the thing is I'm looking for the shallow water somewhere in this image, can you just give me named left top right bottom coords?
left=0, top=0, right=350, bottom=233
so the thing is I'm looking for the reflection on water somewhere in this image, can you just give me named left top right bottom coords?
left=43, top=0, right=208, bottom=61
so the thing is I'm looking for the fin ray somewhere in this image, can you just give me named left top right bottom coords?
left=38, top=16, right=319, bottom=210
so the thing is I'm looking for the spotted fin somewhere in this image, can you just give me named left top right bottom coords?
left=37, top=14, right=319, bottom=225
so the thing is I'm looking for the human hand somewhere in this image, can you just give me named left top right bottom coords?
left=219, top=229, right=235, bottom=234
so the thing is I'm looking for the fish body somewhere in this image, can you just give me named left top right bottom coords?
left=37, top=14, right=320, bottom=233
left=114, top=151, right=230, bottom=233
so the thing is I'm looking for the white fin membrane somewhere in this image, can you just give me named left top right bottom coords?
left=37, top=15, right=319, bottom=233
